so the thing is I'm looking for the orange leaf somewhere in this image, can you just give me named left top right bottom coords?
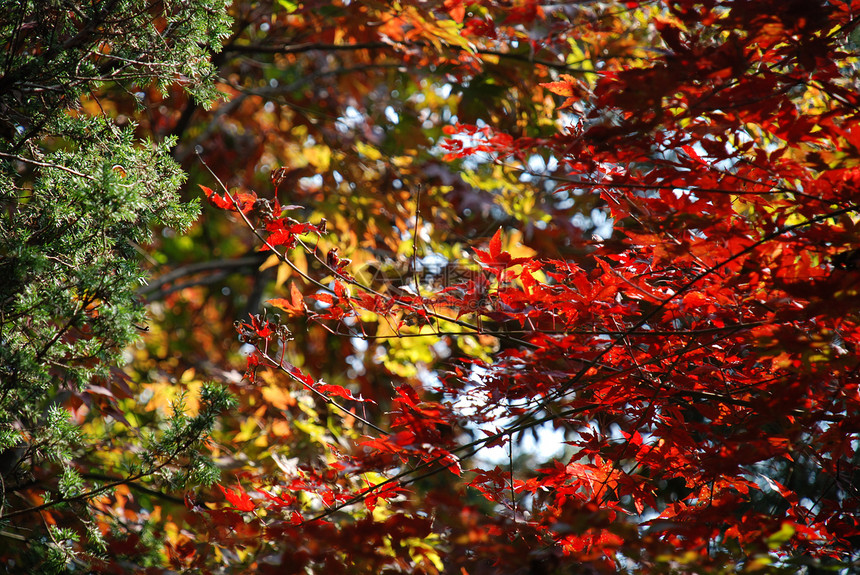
left=268, top=283, right=307, bottom=317
left=541, top=81, right=575, bottom=97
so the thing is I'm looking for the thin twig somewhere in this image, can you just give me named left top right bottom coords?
left=0, top=152, right=95, bottom=180
left=259, top=350, right=389, bottom=436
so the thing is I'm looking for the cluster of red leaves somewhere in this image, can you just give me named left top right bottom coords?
left=196, top=0, right=860, bottom=573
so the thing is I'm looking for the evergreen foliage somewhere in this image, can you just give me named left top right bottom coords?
left=0, top=1, right=232, bottom=570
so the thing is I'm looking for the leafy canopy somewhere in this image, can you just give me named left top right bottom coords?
left=172, top=0, right=860, bottom=573
left=4, top=0, right=860, bottom=573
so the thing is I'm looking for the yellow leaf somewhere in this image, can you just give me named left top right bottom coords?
left=260, top=253, right=281, bottom=272
left=276, top=261, right=291, bottom=289
left=355, top=141, right=382, bottom=161
left=505, top=229, right=537, bottom=259
left=234, top=416, right=260, bottom=442
left=291, top=248, right=308, bottom=278
left=304, top=145, right=331, bottom=170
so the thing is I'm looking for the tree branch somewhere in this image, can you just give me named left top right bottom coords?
left=222, top=41, right=590, bottom=73
left=138, top=254, right=269, bottom=301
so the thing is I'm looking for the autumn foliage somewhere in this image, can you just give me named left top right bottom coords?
left=4, top=0, right=860, bottom=573
left=176, top=0, right=860, bottom=572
